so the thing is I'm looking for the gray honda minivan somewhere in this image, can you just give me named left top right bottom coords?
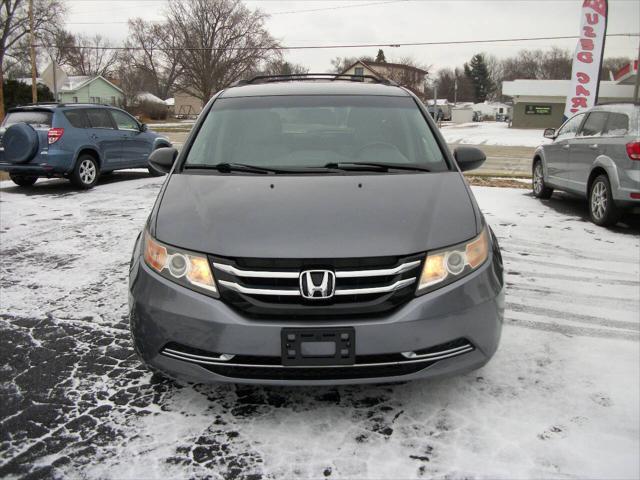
left=128, top=75, right=504, bottom=385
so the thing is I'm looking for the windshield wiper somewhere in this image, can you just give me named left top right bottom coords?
left=323, top=162, right=430, bottom=172
left=184, top=163, right=306, bottom=174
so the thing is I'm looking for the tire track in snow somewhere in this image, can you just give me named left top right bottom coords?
left=505, top=283, right=639, bottom=312
left=506, top=302, right=639, bottom=332
left=508, top=271, right=638, bottom=286
left=502, top=254, right=639, bottom=279
left=505, top=317, right=640, bottom=341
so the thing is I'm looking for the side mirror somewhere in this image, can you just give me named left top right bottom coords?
left=140, top=123, right=148, bottom=132
left=543, top=128, right=556, bottom=139
left=149, top=147, right=178, bottom=174
left=454, top=146, right=486, bottom=172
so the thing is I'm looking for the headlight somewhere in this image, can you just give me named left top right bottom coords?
left=143, top=231, right=219, bottom=297
left=417, top=227, right=489, bottom=294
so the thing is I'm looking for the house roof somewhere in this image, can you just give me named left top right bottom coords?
left=502, top=79, right=635, bottom=99
left=16, top=75, right=123, bottom=94
left=136, top=91, right=165, bottom=104
left=339, top=60, right=428, bottom=79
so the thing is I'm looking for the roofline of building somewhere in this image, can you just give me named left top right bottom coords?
left=339, top=59, right=428, bottom=78
left=63, top=75, right=124, bottom=94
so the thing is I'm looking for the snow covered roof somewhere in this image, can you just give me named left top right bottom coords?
left=135, top=92, right=166, bottom=104
left=502, top=79, right=634, bottom=99
left=16, top=75, right=123, bottom=94
left=61, top=76, right=92, bottom=90
left=427, top=99, right=449, bottom=106
left=164, top=97, right=175, bottom=106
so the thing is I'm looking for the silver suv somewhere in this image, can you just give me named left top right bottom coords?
left=532, top=103, right=640, bottom=226
left=128, top=75, right=504, bottom=386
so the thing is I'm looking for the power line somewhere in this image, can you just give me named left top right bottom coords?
left=65, top=0, right=408, bottom=24
left=36, top=33, right=639, bottom=51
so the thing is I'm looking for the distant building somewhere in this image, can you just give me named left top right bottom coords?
left=339, top=60, right=428, bottom=97
left=472, top=101, right=512, bottom=120
left=17, top=75, right=124, bottom=106
left=427, top=99, right=452, bottom=120
left=502, top=61, right=637, bottom=129
left=174, top=91, right=202, bottom=118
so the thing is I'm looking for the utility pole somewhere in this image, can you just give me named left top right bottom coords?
left=29, top=0, right=37, bottom=104
left=454, top=77, right=458, bottom=105
left=634, top=40, right=640, bottom=103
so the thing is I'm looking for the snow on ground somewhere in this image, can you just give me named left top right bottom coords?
left=441, top=122, right=552, bottom=147
left=0, top=173, right=638, bottom=479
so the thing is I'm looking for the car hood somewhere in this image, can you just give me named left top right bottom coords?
left=154, top=172, right=479, bottom=258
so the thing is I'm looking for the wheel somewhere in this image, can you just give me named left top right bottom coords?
left=589, top=174, right=621, bottom=227
left=9, top=174, right=38, bottom=187
left=70, top=154, right=100, bottom=189
left=532, top=160, right=553, bottom=199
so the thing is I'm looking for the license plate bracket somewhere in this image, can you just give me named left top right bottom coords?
left=281, top=327, right=355, bottom=366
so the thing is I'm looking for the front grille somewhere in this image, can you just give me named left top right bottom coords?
left=210, top=254, right=423, bottom=318
left=160, top=338, right=474, bottom=381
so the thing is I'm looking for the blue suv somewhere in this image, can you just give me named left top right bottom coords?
left=0, top=103, right=172, bottom=189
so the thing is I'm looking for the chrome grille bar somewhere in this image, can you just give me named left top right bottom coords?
left=213, top=260, right=421, bottom=279
left=213, top=263, right=299, bottom=279
left=161, top=342, right=474, bottom=369
left=218, top=277, right=416, bottom=297
left=334, top=278, right=416, bottom=296
left=335, top=260, right=421, bottom=278
left=218, top=280, right=300, bottom=296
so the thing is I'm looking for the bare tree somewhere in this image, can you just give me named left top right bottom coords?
left=124, top=18, right=183, bottom=99
left=539, top=47, right=572, bottom=80
left=0, top=0, right=64, bottom=119
left=41, top=26, right=76, bottom=68
left=261, top=59, right=308, bottom=76
left=382, top=56, right=429, bottom=94
left=429, top=67, right=474, bottom=102
left=168, top=0, right=280, bottom=105
left=66, top=34, right=120, bottom=77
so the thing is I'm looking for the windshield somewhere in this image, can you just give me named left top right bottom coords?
left=183, top=95, right=449, bottom=172
left=2, top=111, right=53, bottom=128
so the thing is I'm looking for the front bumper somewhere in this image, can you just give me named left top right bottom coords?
left=129, top=252, right=504, bottom=386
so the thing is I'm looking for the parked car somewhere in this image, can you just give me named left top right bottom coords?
left=128, top=74, right=505, bottom=386
left=532, top=103, right=640, bottom=226
left=0, top=103, right=172, bottom=189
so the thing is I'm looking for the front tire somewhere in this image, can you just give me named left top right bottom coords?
left=532, top=160, right=553, bottom=199
left=9, top=174, right=38, bottom=187
left=70, top=155, right=100, bottom=189
left=589, top=174, right=620, bottom=227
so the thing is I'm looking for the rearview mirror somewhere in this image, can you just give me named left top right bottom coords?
left=140, top=123, right=148, bottom=132
left=453, top=146, right=486, bottom=172
left=543, top=128, right=556, bottom=139
left=149, top=147, right=178, bottom=174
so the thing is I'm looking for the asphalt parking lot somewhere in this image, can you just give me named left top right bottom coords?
left=1, top=173, right=638, bottom=479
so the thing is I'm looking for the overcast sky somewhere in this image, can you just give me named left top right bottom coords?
left=65, top=0, right=640, bottom=74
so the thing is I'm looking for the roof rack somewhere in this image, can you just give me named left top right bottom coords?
left=231, top=73, right=397, bottom=87
left=14, top=102, right=115, bottom=108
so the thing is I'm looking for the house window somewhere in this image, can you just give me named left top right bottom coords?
left=73, top=96, right=78, bottom=103
left=354, top=67, right=364, bottom=76
left=110, top=96, right=116, bottom=105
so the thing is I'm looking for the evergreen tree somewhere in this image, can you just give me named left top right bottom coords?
left=464, top=54, right=493, bottom=102
left=375, top=49, right=386, bottom=63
